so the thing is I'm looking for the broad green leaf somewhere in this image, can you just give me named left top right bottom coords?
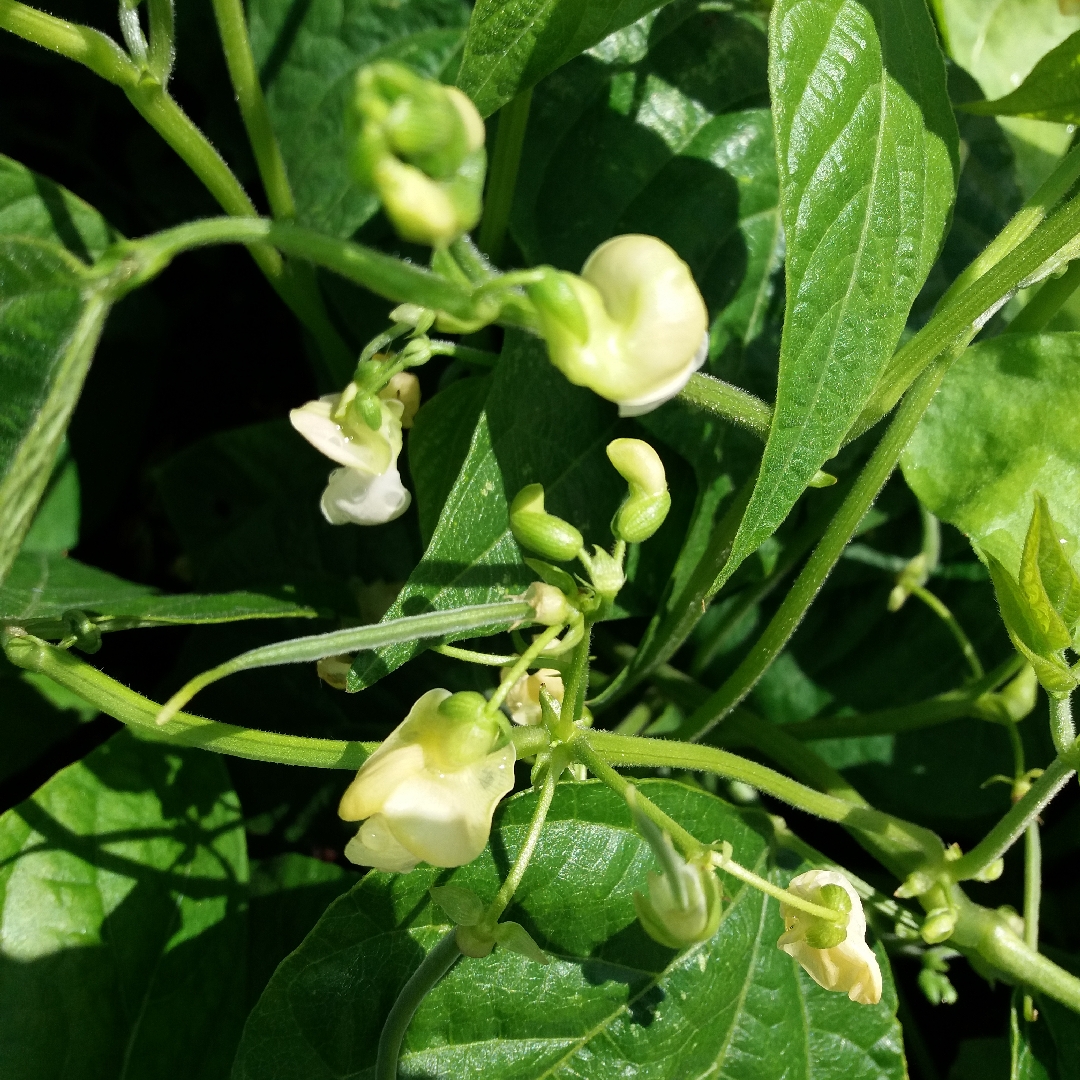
left=718, top=0, right=959, bottom=592
left=409, top=374, right=491, bottom=546
left=0, top=238, right=112, bottom=583
left=1011, top=977, right=1080, bottom=1080
left=348, top=330, right=626, bottom=690
left=154, top=420, right=420, bottom=613
left=964, top=29, right=1080, bottom=124
left=511, top=3, right=780, bottom=368
left=246, top=855, right=359, bottom=1008
left=0, top=153, right=118, bottom=262
left=0, top=730, right=248, bottom=1079
left=233, top=779, right=905, bottom=1079
left=901, top=333, right=1080, bottom=579
left=0, top=551, right=317, bottom=626
left=458, top=0, right=675, bottom=117
left=934, top=0, right=1080, bottom=195
left=1019, top=494, right=1080, bottom=639
left=19, top=439, right=79, bottom=554
left=249, top=0, right=471, bottom=237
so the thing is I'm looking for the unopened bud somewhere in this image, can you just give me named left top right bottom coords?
left=972, top=858, right=1004, bottom=883
left=379, top=372, right=421, bottom=428
left=522, top=581, right=574, bottom=625
left=317, top=654, right=353, bottom=690
left=920, top=907, right=957, bottom=944
left=607, top=438, right=671, bottom=543
left=999, top=664, right=1039, bottom=721
left=510, top=484, right=583, bottom=562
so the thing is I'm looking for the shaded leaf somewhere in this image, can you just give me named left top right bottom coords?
left=348, top=330, right=625, bottom=690
left=458, top=0, right=674, bottom=117
left=0, top=551, right=316, bottom=626
left=249, top=0, right=471, bottom=237
left=233, top=779, right=905, bottom=1079
left=718, top=0, right=959, bottom=591
left=0, top=730, right=248, bottom=1079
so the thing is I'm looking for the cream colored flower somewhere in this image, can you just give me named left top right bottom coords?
left=290, top=391, right=410, bottom=525
left=378, top=371, right=421, bottom=428
left=501, top=668, right=564, bottom=726
left=778, top=870, right=882, bottom=1005
left=339, top=689, right=516, bottom=872
left=531, top=235, right=709, bottom=417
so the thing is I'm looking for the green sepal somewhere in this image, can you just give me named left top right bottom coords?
left=430, top=885, right=485, bottom=926
left=525, top=270, right=589, bottom=344
left=494, top=921, right=549, bottom=965
left=523, top=557, right=579, bottom=598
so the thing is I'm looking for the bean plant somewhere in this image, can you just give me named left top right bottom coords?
left=2, top=0, right=1080, bottom=1076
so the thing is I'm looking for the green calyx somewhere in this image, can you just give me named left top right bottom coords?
left=802, top=884, right=851, bottom=949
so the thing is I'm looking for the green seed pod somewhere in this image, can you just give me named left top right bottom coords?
left=510, top=484, right=583, bottom=561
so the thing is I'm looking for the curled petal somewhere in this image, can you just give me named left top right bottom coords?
left=321, top=466, right=412, bottom=525
left=778, top=870, right=883, bottom=1005
left=345, top=813, right=420, bottom=872
left=291, top=394, right=402, bottom=474
left=616, top=332, right=709, bottom=417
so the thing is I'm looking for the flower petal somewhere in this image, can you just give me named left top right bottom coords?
left=321, top=466, right=412, bottom=525
left=345, top=813, right=420, bottom=872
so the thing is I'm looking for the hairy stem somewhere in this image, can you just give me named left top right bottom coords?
left=1006, top=260, right=1080, bottom=334
left=679, top=374, right=772, bottom=437
left=1050, top=692, right=1076, bottom=754
left=485, top=623, right=564, bottom=716
left=949, top=750, right=1078, bottom=881
left=375, top=931, right=461, bottom=1080
left=910, top=585, right=984, bottom=679
left=1, top=631, right=375, bottom=768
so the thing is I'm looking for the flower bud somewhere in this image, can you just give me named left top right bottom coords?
left=778, top=870, right=882, bottom=1005
left=502, top=667, right=564, bottom=726
left=379, top=371, right=421, bottom=428
left=317, top=654, right=352, bottom=690
left=628, top=790, right=722, bottom=949
left=510, top=484, right=584, bottom=562
left=522, top=580, right=574, bottom=625
left=339, top=688, right=514, bottom=871
left=528, top=235, right=709, bottom=416
left=920, top=906, right=957, bottom=945
left=350, top=61, right=486, bottom=247
left=607, top=438, right=671, bottom=543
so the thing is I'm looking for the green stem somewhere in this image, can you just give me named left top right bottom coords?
left=951, top=898, right=1080, bottom=1014
left=375, top=931, right=461, bottom=1080
left=485, top=623, right=565, bottom=716
left=1, top=630, right=375, bottom=768
left=145, top=0, right=174, bottom=84
left=679, top=373, right=772, bottom=437
left=676, top=355, right=954, bottom=742
left=910, top=585, right=984, bottom=678
left=560, top=618, right=594, bottom=735
left=1023, top=821, right=1041, bottom=961
left=478, top=89, right=532, bottom=264
left=856, top=181, right=1080, bottom=435
left=1050, top=692, right=1075, bottom=754
left=432, top=644, right=518, bottom=666
left=209, top=0, right=296, bottom=219
left=1006, top=260, right=1080, bottom=334
left=581, top=729, right=942, bottom=874
left=482, top=762, right=557, bottom=927
left=157, top=599, right=535, bottom=723
left=574, top=740, right=842, bottom=922
left=939, top=143, right=1080, bottom=310
left=949, top=750, right=1078, bottom=881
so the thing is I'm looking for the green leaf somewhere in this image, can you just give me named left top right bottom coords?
left=0, top=730, right=249, bottom=1079
left=233, top=779, right=905, bottom=1079
left=19, top=439, right=80, bottom=554
left=901, top=333, right=1080, bottom=579
left=964, top=29, right=1080, bottom=124
left=458, top=0, right=675, bottom=117
left=511, top=3, right=780, bottom=366
left=249, top=0, right=471, bottom=237
left=0, top=551, right=317, bottom=626
left=246, top=855, right=359, bottom=1009
left=348, top=330, right=625, bottom=690
left=0, top=238, right=113, bottom=583
left=933, top=0, right=1080, bottom=196
left=1026, top=493, right=1080, bottom=634
left=717, top=0, right=959, bottom=591
left=0, top=153, right=119, bottom=263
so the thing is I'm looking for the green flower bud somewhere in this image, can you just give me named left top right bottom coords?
left=350, top=61, right=487, bottom=247
left=920, top=906, right=958, bottom=945
left=522, top=581, right=574, bottom=626
left=510, top=484, right=584, bottom=561
left=606, top=438, right=671, bottom=543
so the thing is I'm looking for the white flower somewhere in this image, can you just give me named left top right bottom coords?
left=290, top=390, right=411, bottom=526
left=531, top=235, right=709, bottom=416
left=502, top=668, right=564, bottom=726
left=777, top=870, right=883, bottom=1005
left=321, top=465, right=411, bottom=525
left=339, top=688, right=516, bottom=872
